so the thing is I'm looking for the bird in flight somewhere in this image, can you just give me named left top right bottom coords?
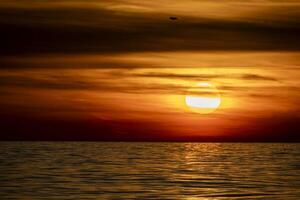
left=169, top=16, right=178, bottom=20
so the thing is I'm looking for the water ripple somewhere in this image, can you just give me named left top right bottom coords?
left=0, top=142, right=299, bottom=199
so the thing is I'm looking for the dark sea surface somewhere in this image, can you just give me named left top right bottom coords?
left=0, top=142, right=299, bottom=199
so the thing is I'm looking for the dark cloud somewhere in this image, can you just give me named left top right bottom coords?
left=0, top=73, right=190, bottom=95
left=133, top=72, right=278, bottom=82
left=0, top=58, right=147, bottom=69
left=0, top=6, right=300, bottom=58
left=241, top=74, right=278, bottom=81
left=0, top=71, right=279, bottom=97
left=0, top=75, right=93, bottom=90
left=133, top=72, right=212, bottom=79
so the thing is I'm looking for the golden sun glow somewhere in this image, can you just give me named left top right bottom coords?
left=185, top=82, right=221, bottom=114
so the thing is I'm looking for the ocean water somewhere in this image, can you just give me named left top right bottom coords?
left=0, top=142, right=299, bottom=199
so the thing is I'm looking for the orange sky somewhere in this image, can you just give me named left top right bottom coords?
left=0, top=1, right=299, bottom=141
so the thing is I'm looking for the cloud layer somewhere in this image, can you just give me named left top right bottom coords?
left=0, top=1, right=300, bottom=56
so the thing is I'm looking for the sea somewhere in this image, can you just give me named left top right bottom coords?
left=0, top=142, right=299, bottom=199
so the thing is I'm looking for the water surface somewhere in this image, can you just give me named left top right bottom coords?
left=0, top=142, right=299, bottom=199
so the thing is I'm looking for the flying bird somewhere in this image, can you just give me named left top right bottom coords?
left=169, top=17, right=178, bottom=20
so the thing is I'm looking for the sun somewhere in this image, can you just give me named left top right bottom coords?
left=185, top=82, right=221, bottom=114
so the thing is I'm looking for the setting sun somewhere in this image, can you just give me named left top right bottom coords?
left=185, top=82, right=221, bottom=114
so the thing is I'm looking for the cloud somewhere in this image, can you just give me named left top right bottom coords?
left=0, top=4, right=300, bottom=57
left=240, top=74, right=278, bottom=81
left=0, top=72, right=190, bottom=95
left=0, top=69, right=280, bottom=97
left=133, top=72, right=278, bottom=82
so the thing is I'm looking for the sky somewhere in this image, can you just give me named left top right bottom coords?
left=0, top=0, right=300, bottom=141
